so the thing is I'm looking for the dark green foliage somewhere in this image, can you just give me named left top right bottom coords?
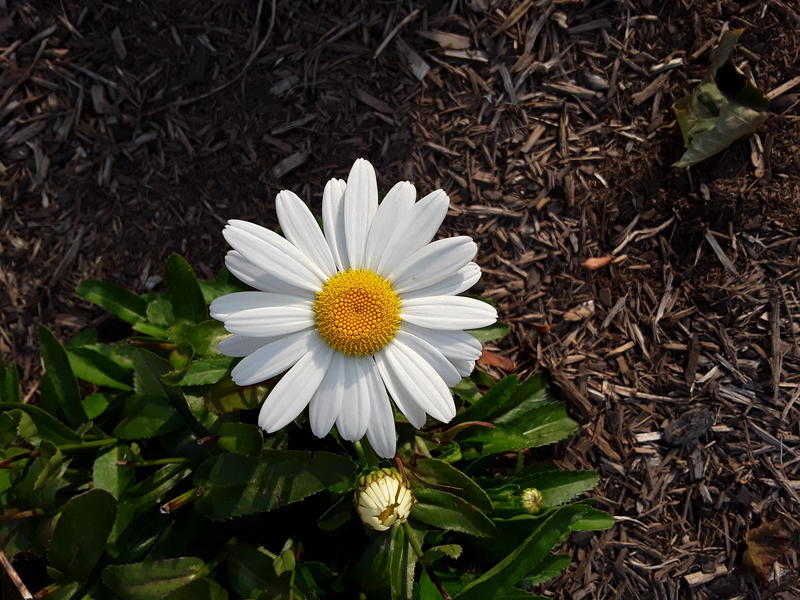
left=0, top=254, right=611, bottom=599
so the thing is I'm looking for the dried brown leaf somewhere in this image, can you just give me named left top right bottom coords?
left=739, top=519, right=792, bottom=583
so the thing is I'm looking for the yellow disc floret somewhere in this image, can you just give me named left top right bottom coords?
left=314, top=269, right=401, bottom=356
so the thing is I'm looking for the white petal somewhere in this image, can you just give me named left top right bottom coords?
left=401, top=296, right=497, bottom=330
left=336, top=356, right=371, bottom=441
left=322, top=178, right=348, bottom=271
left=210, top=291, right=312, bottom=320
left=258, top=343, right=333, bottom=433
left=343, top=158, right=378, bottom=269
left=374, top=350, right=427, bottom=428
left=364, top=359, right=396, bottom=458
left=394, top=330, right=461, bottom=387
left=309, top=352, right=346, bottom=438
left=400, top=263, right=481, bottom=300
left=223, top=221, right=325, bottom=291
left=276, top=190, right=337, bottom=277
left=223, top=305, right=314, bottom=337
left=364, top=181, right=415, bottom=271
left=231, top=329, right=318, bottom=385
left=225, top=251, right=315, bottom=298
left=378, top=189, right=449, bottom=275
left=399, top=323, right=483, bottom=361
left=450, top=359, right=476, bottom=377
left=380, top=341, right=456, bottom=423
left=217, top=334, right=274, bottom=357
left=390, top=237, right=476, bottom=293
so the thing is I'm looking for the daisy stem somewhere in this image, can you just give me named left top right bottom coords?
left=402, top=521, right=452, bottom=600
left=353, top=440, right=378, bottom=468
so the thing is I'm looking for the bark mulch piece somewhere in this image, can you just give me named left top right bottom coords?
left=1, top=0, right=799, bottom=598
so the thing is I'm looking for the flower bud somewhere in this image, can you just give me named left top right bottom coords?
left=520, top=487, right=543, bottom=514
left=355, top=468, right=414, bottom=531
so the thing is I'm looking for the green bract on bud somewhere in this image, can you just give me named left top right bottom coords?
left=355, top=468, right=415, bottom=531
left=520, top=487, right=543, bottom=514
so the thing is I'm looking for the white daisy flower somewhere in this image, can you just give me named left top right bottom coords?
left=210, top=158, right=496, bottom=458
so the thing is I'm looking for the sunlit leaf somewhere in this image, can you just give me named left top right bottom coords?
left=166, top=254, right=208, bottom=324
left=76, top=280, right=148, bottom=325
left=467, top=322, right=509, bottom=343
left=93, top=445, right=135, bottom=499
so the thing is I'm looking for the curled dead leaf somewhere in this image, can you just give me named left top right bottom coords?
left=581, top=255, right=613, bottom=270
left=739, top=519, right=792, bottom=584
left=478, top=349, right=515, bottom=370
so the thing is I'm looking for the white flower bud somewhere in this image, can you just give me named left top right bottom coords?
left=355, top=468, right=415, bottom=531
left=521, top=487, right=544, bottom=514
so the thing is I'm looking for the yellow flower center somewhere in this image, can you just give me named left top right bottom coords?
left=314, top=269, right=401, bottom=356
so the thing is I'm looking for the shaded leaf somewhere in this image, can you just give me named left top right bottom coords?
left=227, top=542, right=292, bottom=599
left=519, top=554, right=571, bottom=587
left=215, top=422, right=263, bottom=456
left=0, top=403, right=81, bottom=444
left=454, top=504, right=588, bottom=599
left=0, top=361, right=21, bottom=404
left=49, top=489, right=117, bottom=581
left=15, top=441, right=70, bottom=510
left=113, top=394, right=183, bottom=439
left=166, top=254, right=208, bottom=324
left=164, top=578, right=228, bottom=600
left=204, top=378, right=265, bottom=414
left=389, top=524, right=415, bottom=600
left=39, top=327, right=85, bottom=426
left=194, top=451, right=357, bottom=520
left=515, top=469, right=599, bottom=507
left=413, top=458, right=492, bottom=513
left=568, top=506, right=614, bottom=531
left=102, top=557, right=205, bottom=600
left=455, top=375, right=518, bottom=425
left=412, top=488, right=496, bottom=537
left=420, top=544, right=463, bottom=565
left=168, top=321, right=229, bottom=358
left=40, top=583, right=81, bottom=600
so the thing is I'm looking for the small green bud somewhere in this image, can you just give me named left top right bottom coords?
left=520, top=487, right=543, bottom=514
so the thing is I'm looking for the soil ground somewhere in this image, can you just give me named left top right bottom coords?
left=2, top=1, right=799, bottom=598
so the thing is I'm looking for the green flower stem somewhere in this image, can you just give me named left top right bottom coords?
left=160, top=486, right=200, bottom=513
left=402, top=522, right=452, bottom=600
left=58, top=437, right=119, bottom=452
left=119, top=457, right=189, bottom=468
left=0, top=508, right=45, bottom=521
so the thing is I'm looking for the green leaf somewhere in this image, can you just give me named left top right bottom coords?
left=15, top=441, right=69, bottom=510
left=227, top=542, right=292, bottom=599
left=83, top=392, right=112, bottom=419
left=171, top=357, right=235, bottom=386
left=166, top=254, right=208, bottom=324
left=412, top=488, right=497, bottom=537
left=0, top=403, right=81, bottom=444
left=67, top=346, right=133, bottom=390
left=125, top=463, right=193, bottom=513
left=389, top=525, right=415, bottom=600
left=49, top=489, right=117, bottom=581
left=458, top=401, right=577, bottom=457
left=76, top=279, right=148, bottom=324
left=0, top=361, right=20, bottom=403
left=40, top=582, right=81, bottom=600
left=147, top=297, right=175, bottom=327
left=420, top=544, right=463, bottom=565
left=454, top=505, right=588, bottom=599
left=467, top=322, right=509, bottom=343
left=516, top=469, right=599, bottom=507
left=412, top=458, right=492, bottom=513
left=113, top=394, right=184, bottom=439
left=215, top=422, right=263, bottom=456
left=194, top=450, right=357, bottom=520
left=102, top=557, right=205, bottom=600
left=317, top=495, right=353, bottom=531
left=168, top=321, right=228, bottom=358
left=39, top=327, right=85, bottom=426
left=569, top=506, right=614, bottom=531
left=164, top=578, right=228, bottom=600
left=519, top=554, right=571, bottom=587
left=453, top=378, right=482, bottom=404
left=204, top=378, right=265, bottom=414
left=455, top=375, right=518, bottom=424
left=93, top=445, right=135, bottom=498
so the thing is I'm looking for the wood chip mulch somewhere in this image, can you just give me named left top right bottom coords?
left=1, top=1, right=798, bottom=598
